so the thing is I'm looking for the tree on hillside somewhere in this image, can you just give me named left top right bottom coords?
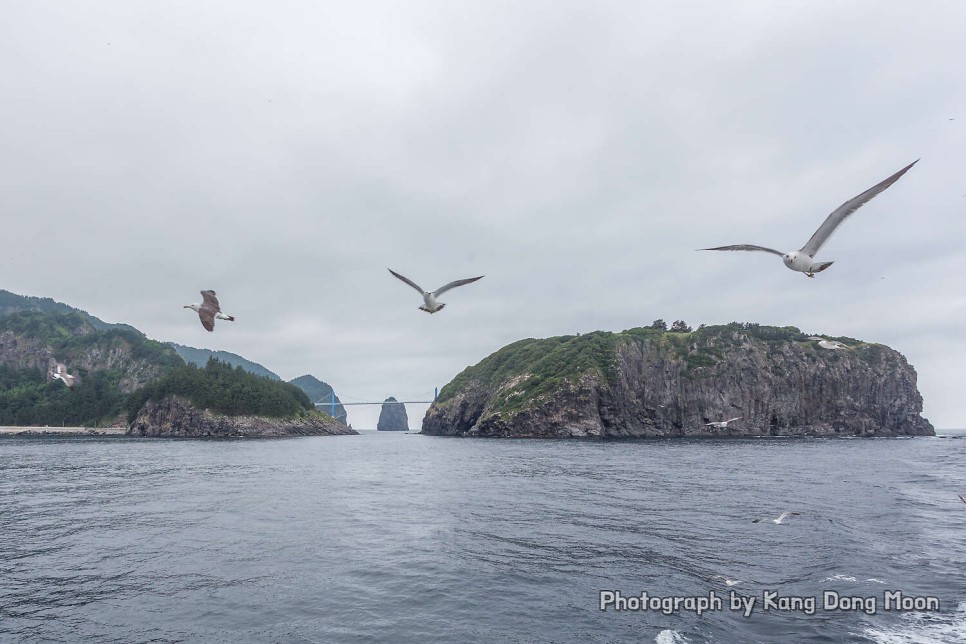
left=670, top=320, right=692, bottom=333
left=650, top=319, right=667, bottom=331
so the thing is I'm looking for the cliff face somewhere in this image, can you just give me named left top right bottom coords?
left=376, top=397, right=409, bottom=431
left=0, top=312, right=181, bottom=394
left=421, top=325, right=934, bottom=438
left=128, top=396, right=358, bottom=438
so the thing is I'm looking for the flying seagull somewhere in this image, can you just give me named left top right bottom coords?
left=184, top=290, right=235, bottom=331
left=49, top=363, right=77, bottom=389
left=388, top=269, right=484, bottom=314
left=706, top=417, right=742, bottom=429
left=808, top=337, right=848, bottom=350
left=708, top=575, right=741, bottom=587
left=753, top=512, right=801, bottom=524
left=702, top=160, right=919, bottom=277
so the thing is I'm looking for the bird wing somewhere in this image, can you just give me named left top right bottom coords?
left=200, top=290, right=221, bottom=310
left=777, top=512, right=800, bottom=522
left=726, top=417, right=742, bottom=423
left=433, top=275, right=484, bottom=296
left=198, top=309, right=215, bottom=332
left=959, top=495, right=966, bottom=504
left=702, top=244, right=785, bottom=256
left=55, top=363, right=67, bottom=376
left=799, top=159, right=919, bottom=257
left=388, top=269, right=425, bottom=294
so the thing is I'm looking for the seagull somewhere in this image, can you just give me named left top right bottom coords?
left=753, top=512, right=800, bottom=524
left=808, top=337, right=848, bottom=350
left=702, top=160, right=919, bottom=277
left=708, top=575, right=741, bottom=587
left=388, top=269, right=483, bottom=314
left=184, top=290, right=235, bottom=331
left=49, top=363, right=77, bottom=389
left=706, top=417, right=742, bottom=429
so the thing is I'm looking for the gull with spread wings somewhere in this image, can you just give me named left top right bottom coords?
left=703, top=160, right=918, bottom=277
left=388, top=269, right=483, bottom=314
left=49, top=363, right=77, bottom=389
left=184, top=290, right=235, bottom=331
left=705, top=417, right=742, bottom=429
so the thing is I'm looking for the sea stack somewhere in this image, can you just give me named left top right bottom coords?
left=377, top=397, right=409, bottom=431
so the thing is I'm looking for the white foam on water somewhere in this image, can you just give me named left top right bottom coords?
left=822, top=574, right=858, bottom=582
left=862, top=601, right=966, bottom=644
left=865, top=578, right=888, bottom=584
left=655, top=629, right=689, bottom=644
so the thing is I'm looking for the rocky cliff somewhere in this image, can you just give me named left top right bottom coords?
left=377, top=396, right=409, bottom=431
left=0, top=311, right=181, bottom=394
left=128, top=396, right=358, bottom=437
left=421, top=324, right=934, bottom=438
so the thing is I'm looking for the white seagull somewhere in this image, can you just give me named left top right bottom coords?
left=702, top=160, right=919, bottom=277
left=184, top=290, right=235, bottom=332
left=388, top=269, right=484, bottom=314
left=808, top=336, right=848, bottom=350
left=49, top=363, right=77, bottom=389
left=706, top=417, right=742, bottom=429
left=708, top=575, right=742, bottom=587
left=753, top=512, right=801, bottom=524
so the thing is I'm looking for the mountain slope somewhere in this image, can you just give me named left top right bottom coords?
left=288, top=374, right=347, bottom=423
left=168, top=343, right=281, bottom=380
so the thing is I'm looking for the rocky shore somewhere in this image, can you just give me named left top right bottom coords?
left=127, top=396, right=358, bottom=438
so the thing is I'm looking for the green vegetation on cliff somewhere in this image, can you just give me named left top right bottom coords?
left=126, top=358, right=317, bottom=421
left=437, top=331, right=619, bottom=412
left=168, top=342, right=281, bottom=380
left=0, top=311, right=183, bottom=426
left=0, top=289, right=141, bottom=334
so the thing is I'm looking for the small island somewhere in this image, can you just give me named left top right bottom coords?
left=376, top=396, right=409, bottom=431
left=421, top=322, right=934, bottom=438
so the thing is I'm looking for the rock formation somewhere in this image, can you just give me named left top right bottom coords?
left=377, top=396, right=409, bottom=431
left=421, top=324, right=934, bottom=438
left=128, top=396, right=358, bottom=437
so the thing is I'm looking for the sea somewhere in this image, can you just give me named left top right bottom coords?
left=1, top=431, right=964, bottom=643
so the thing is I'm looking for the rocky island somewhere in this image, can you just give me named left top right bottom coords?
left=421, top=322, right=934, bottom=438
left=377, top=396, right=409, bottom=431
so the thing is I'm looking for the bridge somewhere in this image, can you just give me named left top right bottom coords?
left=314, top=388, right=438, bottom=419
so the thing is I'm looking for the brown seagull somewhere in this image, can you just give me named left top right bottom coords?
left=184, top=290, right=235, bottom=331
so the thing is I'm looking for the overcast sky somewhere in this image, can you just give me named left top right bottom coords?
left=2, top=1, right=964, bottom=429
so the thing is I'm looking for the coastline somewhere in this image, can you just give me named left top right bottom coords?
left=0, top=426, right=127, bottom=437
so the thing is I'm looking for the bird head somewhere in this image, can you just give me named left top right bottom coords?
left=184, top=304, right=200, bottom=312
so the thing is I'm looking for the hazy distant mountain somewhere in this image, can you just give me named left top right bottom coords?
left=168, top=343, right=281, bottom=380
left=0, top=289, right=141, bottom=335
left=289, top=374, right=347, bottom=424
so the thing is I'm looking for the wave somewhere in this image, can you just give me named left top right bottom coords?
left=862, top=601, right=966, bottom=644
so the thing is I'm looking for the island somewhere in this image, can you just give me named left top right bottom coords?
left=421, top=322, right=934, bottom=438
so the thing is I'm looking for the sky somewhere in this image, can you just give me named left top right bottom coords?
left=2, top=1, right=964, bottom=429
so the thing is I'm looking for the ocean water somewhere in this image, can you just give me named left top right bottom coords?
left=1, top=432, right=963, bottom=643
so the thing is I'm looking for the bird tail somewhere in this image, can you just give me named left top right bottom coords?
left=226, top=316, right=235, bottom=321
left=812, top=261, right=834, bottom=274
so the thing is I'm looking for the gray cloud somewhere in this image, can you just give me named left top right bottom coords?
left=2, top=1, right=964, bottom=428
